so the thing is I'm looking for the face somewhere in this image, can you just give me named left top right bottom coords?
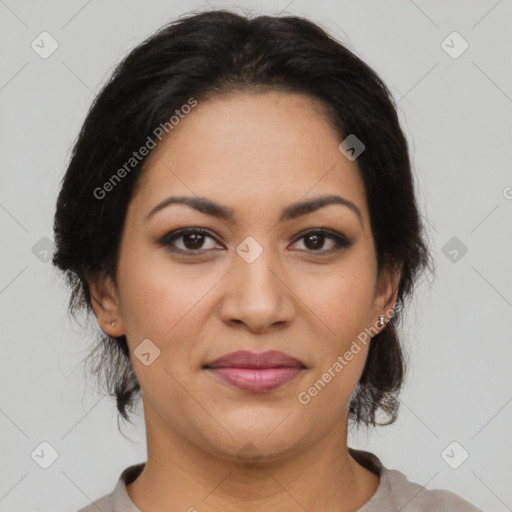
left=90, top=91, right=400, bottom=462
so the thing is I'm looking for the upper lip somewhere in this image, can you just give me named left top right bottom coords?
left=203, top=350, right=306, bottom=369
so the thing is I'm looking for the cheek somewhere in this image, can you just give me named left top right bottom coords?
left=115, top=240, right=212, bottom=339
left=295, top=257, right=376, bottom=346
left=297, top=329, right=371, bottom=418
left=292, top=254, right=375, bottom=411
left=115, top=249, right=210, bottom=397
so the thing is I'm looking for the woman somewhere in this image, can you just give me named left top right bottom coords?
left=53, top=9, right=481, bottom=512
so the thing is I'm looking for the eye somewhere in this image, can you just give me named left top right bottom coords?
left=158, top=228, right=221, bottom=253
left=158, top=227, right=353, bottom=255
left=291, top=228, right=353, bottom=254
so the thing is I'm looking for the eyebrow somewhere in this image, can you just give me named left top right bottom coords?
left=145, top=194, right=363, bottom=227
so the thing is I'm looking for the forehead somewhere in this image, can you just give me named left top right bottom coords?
left=130, top=91, right=368, bottom=225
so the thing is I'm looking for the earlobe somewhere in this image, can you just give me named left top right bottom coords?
left=88, top=274, right=124, bottom=337
left=375, top=262, right=402, bottom=327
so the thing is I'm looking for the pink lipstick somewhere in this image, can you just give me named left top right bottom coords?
left=203, top=350, right=306, bottom=392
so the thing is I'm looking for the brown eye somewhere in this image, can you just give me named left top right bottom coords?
left=181, top=232, right=208, bottom=250
left=159, top=228, right=220, bottom=253
left=158, top=227, right=353, bottom=256
left=292, top=229, right=353, bottom=254
left=301, top=233, right=331, bottom=251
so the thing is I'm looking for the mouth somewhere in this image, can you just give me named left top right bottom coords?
left=203, top=350, right=307, bottom=393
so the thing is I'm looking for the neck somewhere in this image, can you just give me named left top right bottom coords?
left=126, top=399, right=379, bottom=512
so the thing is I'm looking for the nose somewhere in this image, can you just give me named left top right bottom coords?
left=218, top=246, right=295, bottom=334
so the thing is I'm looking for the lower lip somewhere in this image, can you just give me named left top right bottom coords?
left=205, top=366, right=304, bottom=392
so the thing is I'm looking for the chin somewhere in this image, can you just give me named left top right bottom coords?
left=198, top=416, right=313, bottom=463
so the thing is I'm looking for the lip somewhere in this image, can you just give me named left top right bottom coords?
left=203, top=350, right=307, bottom=392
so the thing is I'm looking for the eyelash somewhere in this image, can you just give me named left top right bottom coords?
left=158, top=227, right=353, bottom=256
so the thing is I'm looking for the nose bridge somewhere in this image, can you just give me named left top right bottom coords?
left=219, top=235, right=294, bottom=330
left=233, top=236, right=282, bottom=298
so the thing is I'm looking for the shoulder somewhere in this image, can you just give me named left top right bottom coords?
left=383, top=467, right=482, bottom=511
left=74, top=462, right=145, bottom=512
left=75, top=492, right=112, bottom=512
left=348, top=448, right=482, bottom=512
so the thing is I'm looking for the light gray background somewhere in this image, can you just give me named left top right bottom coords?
left=1, top=1, right=511, bottom=511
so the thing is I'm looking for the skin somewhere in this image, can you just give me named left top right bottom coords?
left=89, top=90, right=401, bottom=512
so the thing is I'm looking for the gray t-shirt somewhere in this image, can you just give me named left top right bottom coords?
left=76, top=448, right=482, bottom=511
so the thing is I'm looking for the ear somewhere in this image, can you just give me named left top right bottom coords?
left=372, top=261, right=401, bottom=331
left=88, top=273, right=125, bottom=337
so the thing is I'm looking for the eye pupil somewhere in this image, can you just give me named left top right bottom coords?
left=184, top=233, right=204, bottom=249
left=305, top=234, right=323, bottom=250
